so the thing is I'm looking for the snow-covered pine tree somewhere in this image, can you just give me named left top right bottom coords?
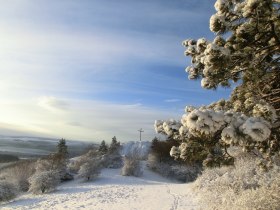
left=155, top=0, right=280, bottom=168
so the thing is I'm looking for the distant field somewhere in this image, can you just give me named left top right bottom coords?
left=0, top=135, right=95, bottom=158
left=0, top=154, right=19, bottom=163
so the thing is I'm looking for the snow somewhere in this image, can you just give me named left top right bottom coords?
left=184, top=109, right=225, bottom=136
left=2, top=162, right=199, bottom=210
left=241, top=117, right=271, bottom=142
left=121, top=141, right=151, bottom=159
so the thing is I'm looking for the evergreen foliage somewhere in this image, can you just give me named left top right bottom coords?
left=57, top=138, right=68, bottom=158
left=108, top=136, right=121, bottom=153
left=150, top=137, right=179, bottom=162
left=155, top=0, right=280, bottom=168
left=98, top=140, right=108, bottom=154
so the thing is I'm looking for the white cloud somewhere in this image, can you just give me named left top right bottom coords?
left=164, top=99, right=181, bottom=103
left=37, top=96, right=69, bottom=112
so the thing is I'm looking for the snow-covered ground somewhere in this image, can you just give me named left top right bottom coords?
left=2, top=163, right=200, bottom=210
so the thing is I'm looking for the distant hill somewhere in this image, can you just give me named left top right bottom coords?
left=0, top=135, right=94, bottom=158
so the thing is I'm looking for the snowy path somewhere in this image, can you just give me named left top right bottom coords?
left=2, top=166, right=199, bottom=210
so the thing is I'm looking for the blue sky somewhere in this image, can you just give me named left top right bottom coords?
left=0, top=0, right=231, bottom=142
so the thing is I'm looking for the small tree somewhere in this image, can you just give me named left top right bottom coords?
left=98, top=140, right=108, bottom=154
left=55, top=139, right=70, bottom=180
left=2, top=160, right=36, bottom=192
left=77, top=159, right=101, bottom=181
left=109, top=136, right=121, bottom=153
left=57, top=138, right=68, bottom=158
left=121, top=156, right=143, bottom=177
left=121, top=148, right=143, bottom=177
left=28, top=170, right=60, bottom=194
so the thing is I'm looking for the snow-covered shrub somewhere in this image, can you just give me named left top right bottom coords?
left=69, top=145, right=122, bottom=174
left=1, top=160, right=35, bottom=192
left=194, top=155, right=280, bottom=209
left=121, top=148, right=143, bottom=177
left=77, top=159, right=101, bottom=182
left=101, top=153, right=123, bottom=169
left=147, top=153, right=201, bottom=182
left=0, top=181, right=17, bottom=202
left=35, top=153, right=68, bottom=181
left=28, top=170, right=60, bottom=194
left=68, top=155, right=89, bottom=174
left=146, top=153, right=159, bottom=170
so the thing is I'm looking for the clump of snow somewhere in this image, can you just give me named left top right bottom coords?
left=196, top=38, right=208, bottom=52
left=253, top=103, right=277, bottom=123
left=241, top=117, right=271, bottom=142
left=162, top=119, right=181, bottom=136
left=183, top=109, right=225, bottom=137
left=214, top=0, right=229, bottom=13
left=221, top=126, right=239, bottom=145
left=154, top=120, right=164, bottom=133
left=209, top=14, right=226, bottom=32
left=201, top=78, right=214, bottom=89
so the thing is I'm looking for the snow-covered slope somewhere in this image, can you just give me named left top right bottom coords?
left=2, top=162, right=200, bottom=210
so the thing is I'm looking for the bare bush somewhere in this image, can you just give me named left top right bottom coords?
left=0, top=181, right=17, bottom=202
left=121, top=149, right=143, bottom=177
left=77, top=159, right=101, bottom=182
left=28, top=170, right=60, bottom=194
left=1, top=160, right=35, bottom=192
left=146, top=153, right=159, bottom=170
left=194, top=155, right=280, bottom=210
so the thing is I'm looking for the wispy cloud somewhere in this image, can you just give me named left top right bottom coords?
left=38, top=96, right=69, bottom=112
left=164, top=99, right=181, bottom=103
left=0, top=97, right=181, bottom=141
